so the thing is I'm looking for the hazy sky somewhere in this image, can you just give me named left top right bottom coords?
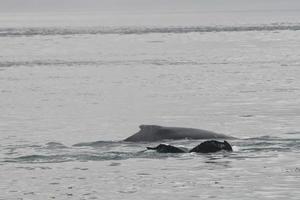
left=1, top=0, right=300, bottom=13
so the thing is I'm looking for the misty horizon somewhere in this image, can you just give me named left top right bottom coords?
left=1, top=0, right=300, bottom=13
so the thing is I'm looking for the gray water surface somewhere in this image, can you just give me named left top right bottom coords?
left=1, top=6, right=300, bottom=200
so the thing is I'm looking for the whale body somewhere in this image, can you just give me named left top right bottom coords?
left=124, top=125, right=235, bottom=142
left=147, top=140, right=233, bottom=153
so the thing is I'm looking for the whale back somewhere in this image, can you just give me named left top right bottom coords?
left=124, top=125, right=234, bottom=142
left=124, top=125, right=162, bottom=142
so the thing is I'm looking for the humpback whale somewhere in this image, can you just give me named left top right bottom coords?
left=147, top=140, right=233, bottom=153
left=124, top=125, right=235, bottom=142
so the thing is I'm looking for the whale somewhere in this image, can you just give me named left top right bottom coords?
left=147, top=140, right=233, bottom=153
left=124, top=125, right=235, bottom=142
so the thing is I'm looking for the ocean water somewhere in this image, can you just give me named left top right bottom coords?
left=1, top=6, right=300, bottom=200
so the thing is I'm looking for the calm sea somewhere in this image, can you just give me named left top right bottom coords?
left=0, top=5, right=300, bottom=200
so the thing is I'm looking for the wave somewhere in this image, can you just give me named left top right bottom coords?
left=73, top=140, right=121, bottom=147
left=1, top=24, right=300, bottom=37
left=0, top=59, right=224, bottom=68
left=1, top=59, right=300, bottom=68
left=285, top=131, right=300, bottom=135
left=4, top=151, right=166, bottom=163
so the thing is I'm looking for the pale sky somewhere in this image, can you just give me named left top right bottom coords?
left=1, top=0, right=300, bottom=13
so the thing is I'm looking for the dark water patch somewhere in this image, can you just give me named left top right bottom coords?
left=204, top=160, right=231, bottom=167
left=1, top=59, right=299, bottom=68
left=233, top=136, right=300, bottom=155
left=285, top=131, right=300, bottom=135
left=1, top=24, right=300, bottom=37
left=136, top=172, right=151, bottom=176
left=15, top=166, right=51, bottom=170
left=29, top=144, right=43, bottom=148
left=15, top=166, right=35, bottom=170
left=218, top=139, right=300, bottom=163
left=241, top=147, right=291, bottom=153
left=242, top=141, right=276, bottom=146
left=279, top=139, right=300, bottom=149
left=4, top=151, right=144, bottom=163
left=5, top=154, right=73, bottom=163
left=245, top=136, right=300, bottom=144
left=73, top=167, right=89, bottom=170
left=23, top=192, right=35, bottom=195
left=229, top=153, right=276, bottom=160
left=240, top=114, right=254, bottom=118
left=109, top=162, right=121, bottom=166
left=246, top=135, right=281, bottom=140
left=0, top=60, right=99, bottom=68
left=0, top=59, right=207, bottom=68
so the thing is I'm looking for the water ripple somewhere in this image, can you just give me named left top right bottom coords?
left=2, top=137, right=299, bottom=164
left=1, top=23, right=300, bottom=37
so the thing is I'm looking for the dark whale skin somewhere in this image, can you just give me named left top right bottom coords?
left=147, top=140, right=233, bottom=153
left=147, top=144, right=187, bottom=153
left=189, top=140, right=233, bottom=153
left=124, top=125, right=235, bottom=142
